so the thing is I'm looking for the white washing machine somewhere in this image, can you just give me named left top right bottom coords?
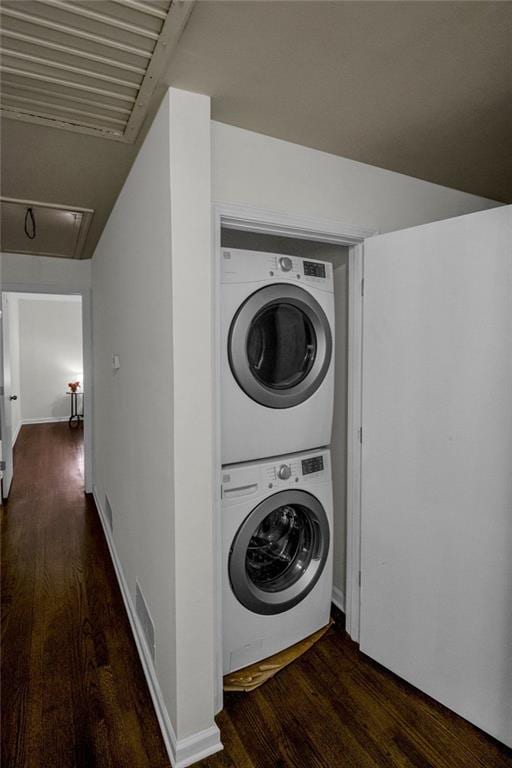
left=222, top=448, right=333, bottom=674
left=221, top=248, right=335, bottom=465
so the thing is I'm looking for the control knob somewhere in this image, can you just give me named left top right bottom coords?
left=279, top=256, right=293, bottom=272
left=277, top=464, right=292, bottom=480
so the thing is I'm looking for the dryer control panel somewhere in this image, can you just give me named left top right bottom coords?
left=221, top=248, right=334, bottom=292
left=303, top=261, right=326, bottom=279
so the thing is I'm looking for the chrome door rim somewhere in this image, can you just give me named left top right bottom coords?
left=229, top=489, right=330, bottom=615
left=228, top=284, right=332, bottom=409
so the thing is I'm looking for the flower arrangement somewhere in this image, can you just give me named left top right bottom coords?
left=68, top=381, right=81, bottom=393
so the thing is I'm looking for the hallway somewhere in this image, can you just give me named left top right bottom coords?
left=1, top=424, right=170, bottom=768
left=2, top=424, right=512, bottom=768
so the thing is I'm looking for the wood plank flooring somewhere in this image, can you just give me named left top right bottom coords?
left=1, top=424, right=170, bottom=768
left=2, top=423, right=511, bottom=768
left=201, top=606, right=512, bottom=768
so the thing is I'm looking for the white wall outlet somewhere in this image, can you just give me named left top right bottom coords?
left=112, top=354, right=120, bottom=370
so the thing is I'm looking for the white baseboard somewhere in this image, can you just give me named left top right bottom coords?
left=332, top=585, right=346, bottom=613
left=22, top=417, right=69, bottom=425
left=92, top=487, right=222, bottom=768
left=174, top=726, right=224, bottom=768
left=12, top=420, right=22, bottom=447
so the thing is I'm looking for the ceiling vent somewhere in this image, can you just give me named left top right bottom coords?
left=0, top=0, right=192, bottom=142
left=0, top=197, right=94, bottom=259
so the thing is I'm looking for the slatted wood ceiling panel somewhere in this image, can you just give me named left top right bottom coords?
left=0, top=0, right=187, bottom=142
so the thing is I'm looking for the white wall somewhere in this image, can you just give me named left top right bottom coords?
left=168, top=91, right=216, bottom=746
left=89, top=100, right=499, bottom=762
left=212, top=121, right=499, bottom=601
left=212, top=122, right=498, bottom=234
left=1, top=252, right=91, bottom=291
left=16, top=295, right=83, bottom=423
left=92, top=89, right=219, bottom=763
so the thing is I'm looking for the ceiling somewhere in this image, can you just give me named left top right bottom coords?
left=1, top=198, right=93, bottom=258
left=0, top=0, right=190, bottom=142
left=1, top=1, right=511, bottom=259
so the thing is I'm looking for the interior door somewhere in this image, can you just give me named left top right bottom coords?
left=360, top=205, right=512, bottom=747
left=0, top=293, right=14, bottom=498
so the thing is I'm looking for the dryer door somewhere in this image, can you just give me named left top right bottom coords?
left=228, top=284, right=332, bottom=408
left=229, top=489, right=330, bottom=615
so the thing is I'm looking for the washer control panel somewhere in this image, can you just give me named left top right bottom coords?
left=264, top=461, right=300, bottom=487
left=262, top=451, right=328, bottom=489
left=221, top=450, right=330, bottom=504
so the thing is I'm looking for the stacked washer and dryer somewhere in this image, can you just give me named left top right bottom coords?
left=221, top=246, right=336, bottom=675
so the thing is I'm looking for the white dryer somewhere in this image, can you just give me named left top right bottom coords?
left=221, top=248, right=335, bottom=465
left=222, top=448, right=333, bottom=674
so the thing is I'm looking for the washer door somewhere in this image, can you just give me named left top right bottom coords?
left=229, top=489, right=330, bottom=615
left=228, top=284, right=332, bottom=408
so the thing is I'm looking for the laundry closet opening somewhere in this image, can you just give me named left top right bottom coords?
left=219, top=226, right=350, bottom=656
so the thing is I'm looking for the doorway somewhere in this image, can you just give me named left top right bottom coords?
left=213, top=204, right=371, bottom=711
left=0, top=289, right=90, bottom=499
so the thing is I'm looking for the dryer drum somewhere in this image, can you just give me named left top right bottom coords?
left=228, top=283, right=332, bottom=408
left=229, top=489, right=330, bottom=615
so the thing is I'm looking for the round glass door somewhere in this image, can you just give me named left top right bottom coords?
left=246, top=503, right=314, bottom=590
left=229, top=490, right=330, bottom=615
left=247, top=303, right=316, bottom=390
left=229, top=284, right=332, bottom=409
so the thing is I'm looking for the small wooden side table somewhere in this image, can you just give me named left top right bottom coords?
left=67, top=391, right=84, bottom=428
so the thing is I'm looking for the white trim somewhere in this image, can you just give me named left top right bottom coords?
left=22, top=416, right=69, bottom=424
left=12, top=419, right=22, bottom=446
left=174, top=727, right=223, bottom=768
left=0, top=283, right=93, bottom=494
left=211, top=206, right=224, bottom=716
left=215, top=201, right=375, bottom=246
left=0, top=196, right=93, bottom=214
left=212, top=203, right=372, bottom=703
left=332, top=586, right=346, bottom=613
left=93, top=487, right=222, bottom=768
left=81, top=288, right=93, bottom=494
left=13, top=292, right=83, bottom=302
left=345, top=243, right=364, bottom=642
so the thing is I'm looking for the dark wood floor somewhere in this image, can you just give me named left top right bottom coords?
left=2, top=424, right=511, bottom=768
left=201, top=610, right=512, bottom=768
left=1, top=423, right=171, bottom=768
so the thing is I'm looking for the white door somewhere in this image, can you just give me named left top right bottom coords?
left=360, top=205, right=512, bottom=747
left=0, top=294, right=14, bottom=498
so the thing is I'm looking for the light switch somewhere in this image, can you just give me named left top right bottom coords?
left=112, top=354, right=120, bottom=370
